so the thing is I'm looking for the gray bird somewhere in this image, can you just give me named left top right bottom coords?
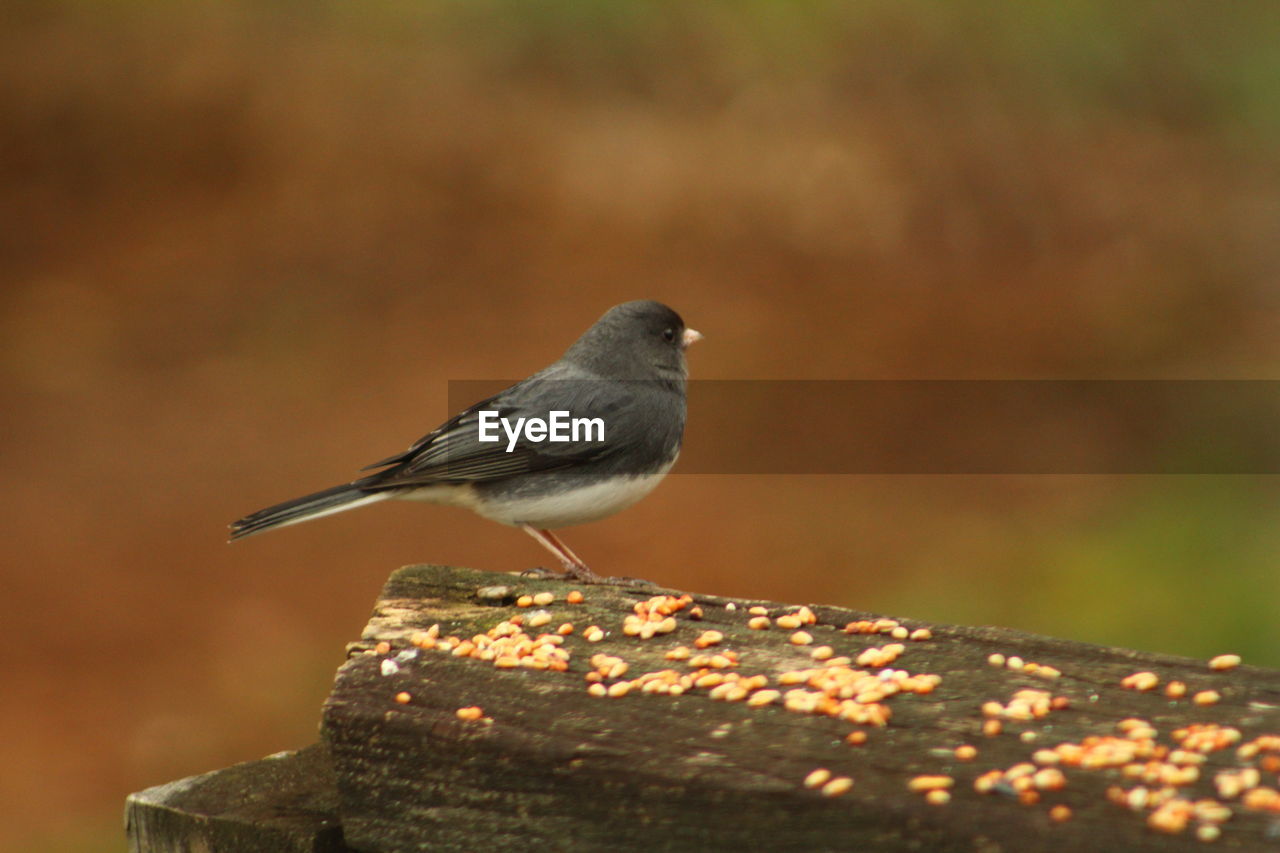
left=230, top=300, right=701, bottom=583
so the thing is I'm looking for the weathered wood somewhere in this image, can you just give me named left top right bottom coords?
left=125, top=564, right=1280, bottom=851
left=319, top=565, right=1280, bottom=852
left=125, top=742, right=352, bottom=852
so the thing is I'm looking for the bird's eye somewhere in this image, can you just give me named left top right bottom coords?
left=662, top=328, right=676, bottom=343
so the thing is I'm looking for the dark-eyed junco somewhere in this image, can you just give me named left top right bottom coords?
left=230, top=300, right=700, bottom=583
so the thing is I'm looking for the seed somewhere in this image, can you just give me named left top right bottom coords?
left=987, top=653, right=1006, bottom=667
left=557, top=623, right=574, bottom=636
left=375, top=641, right=391, bottom=655
left=689, top=606, right=704, bottom=619
left=584, top=626, right=604, bottom=643
left=566, top=590, right=584, bottom=604
left=1165, top=681, right=1187, bottom=698
left=983, top=720, right=1003, bottom=737
left=1196, top=825, right=1220, bottom=842
left=954, top=745, right=977, bottom=761
left=1006, top=656, right=1025, bottom=671
left=890, top=626, right=909, bottom=640
left=910, top=628, right=933, bottom=641
left=822, top=776, right=854, bottom=797
left=810, top=645, right=834, bottom=660
left=515, top=595, right=533, bottom=608
left=925, top=789, right=951, bottom=805
left=748, top=616, right=771, bottom=630
left=1122, top=671, right=1160, bottom=691
left=455, top=706, right=484, bottom=721
left=748, top=606, right=769, bottom=616
left=908, top=775, right=954, bottom=792
left=1049, top=805, right=1072, bottom=822
left=790, top=631, right=814, bottom=646
left=587, top=683, right=606, bottom=697
left=607, top=681, right=631, bottom=698
left=804, top=768, right=832, bottom=789
left=776, top=614, right=802, bottom=630
left=846, top=730, right=868, bottom=745
left=526, top=611, right=552, bottom=628
left=724, top=603, right=736, bottom=612
left=747, top=689, right=781, bottom=707
left=695, top=630, right=724, bottom=649
left=394, top=692, right=411, bottom=704
left=1209, top=654, right=1241, bottom=671
left=665, top=646, right=690, bottom=660
left=1194, top=690, right=1221, bottom=706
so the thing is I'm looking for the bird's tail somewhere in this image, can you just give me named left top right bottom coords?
left=229, top=479, right=391, bottom=541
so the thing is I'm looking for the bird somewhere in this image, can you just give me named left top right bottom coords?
left=230, top=300, right=700, bottom=583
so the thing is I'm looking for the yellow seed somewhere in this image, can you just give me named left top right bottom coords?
left=375, top=641, right=391, bottom=655
left=515, top=595, right=533, bottom=608
left=1165, top=681, right=1187, bottom=698
left=909, top=628, right=933, bottom=641
left=790, top=631, right=814, bottom=646
left=954, top=745, right=977, bottom=761
left=665, top=646, right=691, bottom=660
left=695, top=630, right=724, bottom=648
left=1196, top=825, right=1220, bottom=842
left=983, top=719, right=1003, bottom=737
left=1122, top=671, right=1159, bottom=691
left=776, top=614, right=802, bottom=630
left=987, top=653, right=1006, bottom=667
left=747, top=689, right=781, bottom=706
left=566, top=590, right=584, bottom=604
left=908, top=775, right=954, bottom=792
left=455, top=706, right=483, bottom=721
left=1209, top=654, right=1241, bottom=671
left=531, top=591, right=554, bottom=607
left=925, top=789, right=950, bottom=805
left=526, top=611, right=552, bottom=628
left=584, top=626, right=604, bottom=643
left=1049, top=804, right=1072, bottom=822
left=845, top=730, right=868, bottom=745
left=810, top=645, right=834, bottom=660
left=1006, top=656, right=1025, bottom=671
left=394, top=692, right=411, bottom=704
left=821, top=776, right=854, bottom=797
left=1194, top=690, right=1221, bottom=706
left=587, top=683, right=607, bottom=697
left=557, top=623, right=574, bottom=636
left=607, top=681, right=631, bottom=698
left=803, top=768, right=832, bottom=789
left=748, top=616, right=771, bottom=630
left=748, top=606, right=769, bottom=616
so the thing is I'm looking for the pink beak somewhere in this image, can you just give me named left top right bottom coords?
left=681, top=328, right=703, bottom=349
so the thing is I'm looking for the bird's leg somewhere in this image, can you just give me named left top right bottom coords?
left=520, top=525, right=600, bottom=583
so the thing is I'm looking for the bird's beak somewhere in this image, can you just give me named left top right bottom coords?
left=681, top=328, right=703, bottom=349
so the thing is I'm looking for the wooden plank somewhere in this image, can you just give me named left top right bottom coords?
left=126, top=743, right=352, bottom=853
left=321, top=564, right=1280, bottom=851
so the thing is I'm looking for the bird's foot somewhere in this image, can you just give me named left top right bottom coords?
left=519, top=563, right=654, bottom=587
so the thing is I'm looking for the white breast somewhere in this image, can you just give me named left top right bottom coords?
left=475, top=467, right=673, bottom=528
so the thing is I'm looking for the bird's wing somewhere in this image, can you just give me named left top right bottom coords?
left=363, top=371, right=640, bottom=487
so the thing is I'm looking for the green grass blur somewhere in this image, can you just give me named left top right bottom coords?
left=4, top=2, right=1280, bottom=849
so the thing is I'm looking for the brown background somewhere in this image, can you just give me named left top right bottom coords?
left=4, top=3, right=1280, bottom=849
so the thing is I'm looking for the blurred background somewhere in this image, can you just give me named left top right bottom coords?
left=4, top=1, right=1280, bottom=849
